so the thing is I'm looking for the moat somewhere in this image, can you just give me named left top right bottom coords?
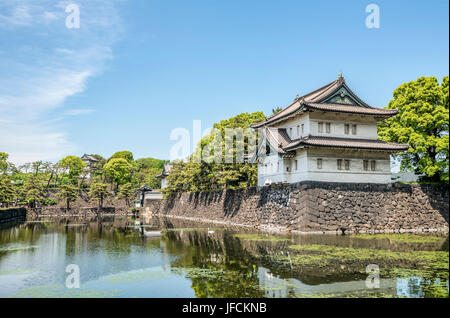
left=0, top=216, right=448, bottom=298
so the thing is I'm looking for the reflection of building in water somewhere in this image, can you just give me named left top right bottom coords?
left=258, top=267, right=297, bottom=298
left=257, top=266, right=398, bottom=298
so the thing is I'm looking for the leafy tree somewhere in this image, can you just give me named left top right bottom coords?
left=109, top=151, right=134, bottom=163
left=163, top=112, right=265, bottom=195
left=0, top=175, right=15, bottom=207
left=134, top=157, right=165, bottom=189
left=57, top=184, right=79, bottom=210
left=136, top=158, right=164, bottom=170
left=31, top=161, right=43, bottom=175
left=0, top=152, right=9, bottom=173
left=89, top=182, right=112, bottom=209
left=60, top=156, right=86, bottom=185
left=22, top=175, right=45, bottom=208
left=104, top=158, right=134, bottom=189
left=378, top=76, right=449, bottom=183
left=118, top=183, right=135, bottom=207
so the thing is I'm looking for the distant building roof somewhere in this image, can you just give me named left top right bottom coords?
left=137, top=185, right=152, bottom=192
left=81, top=154, right=100, bottom=162
left=155, top=162, right=172, bottom=179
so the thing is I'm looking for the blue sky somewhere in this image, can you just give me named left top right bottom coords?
left=0, top=0, right=448, bottom=164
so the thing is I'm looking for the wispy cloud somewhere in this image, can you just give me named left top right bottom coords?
left=0, top=0, right=124, bottom=164
left=64, top=108, right=94, bottom=116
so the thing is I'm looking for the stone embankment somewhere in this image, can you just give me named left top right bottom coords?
left=143, top=182, right=449, bottom=234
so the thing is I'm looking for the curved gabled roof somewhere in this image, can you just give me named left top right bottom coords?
left=284, top=136, right=409, bottom=152
left=251, top=76, right=397, bottom=128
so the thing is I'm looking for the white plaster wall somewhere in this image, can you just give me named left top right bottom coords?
left=161, top=178, right=169, bottom=189
left=309, top=118, right=378, bottom=139
left=277, top=113, right=310, bottom=139
left=272, top=112, right=379, bottom=140
left=305, top=151, right=391, bottom=183
left=258, top=149, right=392, bottom=185
left=308, top=112, right=379, bottom=139
left=258, top=154, right=285, bottom=186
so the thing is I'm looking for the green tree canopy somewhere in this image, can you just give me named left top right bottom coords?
left=57, top=184, right=79, bottom=209
left=0, top=175, right=15, bottom=207
left=135, top=158, right=164, bottom=170
left=163, top=112, right=265, bottom=195
left=117, top=183, right=135, bottom=207
left=378, top=76, right=449, bottom=183
left=104, top=158, right=134, bottom=188
left=89, top=182, right=112, bottom=208
left=109, top=151, right=134, bottom=163
left=134, top=158, right=165, bottom=189
left=0, top=152, right=8, bottom=173
left=21, top=174, right=45, bottom=208
left=60, top=156, right=86, bottom=184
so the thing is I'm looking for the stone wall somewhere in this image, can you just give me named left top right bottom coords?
left=28, top=206, right=133, bottom=217
left=143, top=182, right=449, bottom=234
left=0, top=208, right=27, bottom=223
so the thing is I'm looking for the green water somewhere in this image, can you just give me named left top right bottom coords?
left=0, top=216, right=448, bottom=298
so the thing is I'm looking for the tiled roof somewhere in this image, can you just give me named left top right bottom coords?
left=264, top=127, right=293, bottom=154
left=304, top=103, right=398, bottom=116
left=251, top=76, right=397, bottom=128
left=284, top=136, right=409, bottom=152
left=155, top=162, right=172, bottom=178
left=81, top=154, right=100, bottom=162
left=155, top=172, right=169, bottom=179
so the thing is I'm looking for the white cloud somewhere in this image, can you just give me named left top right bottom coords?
left=0, top=0, right=124, bottom=165
left=64, top=108, right=94, bottom=116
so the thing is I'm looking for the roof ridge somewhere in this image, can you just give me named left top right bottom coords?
left=319, top=82, right=373, bottom=108
left=260, top=79, right=339, bottom=123
left=301, top=79, right=339, bottom=101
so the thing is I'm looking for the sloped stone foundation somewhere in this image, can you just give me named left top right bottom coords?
left=143, top=182, right=449, bottom=234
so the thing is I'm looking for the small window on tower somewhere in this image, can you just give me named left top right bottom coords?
left=352, top=124, right=357, bottom=135
left=326, top=123, right=331, bottom=133
left=318, top=122, right=324, bottom=133
left=296, top=125, right=300, bottom=137
left=290, top=127, right=293, bottom=137
left=295, top=160, right=298, bottom=170
left=371, top=160, right=376, bottom=171
left=317, top=158, right=323, bottom=169
left=337, top=159, right=343, bottom=170
left=345, top=160, right=350, bottom=170
left=363, top=160, right=369, bottom=171
left=344, top=124, right=350, bottom=134
left=301, top=124, right=304, bottom=135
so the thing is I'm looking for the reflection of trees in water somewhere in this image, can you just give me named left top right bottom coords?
left=2, top=216, right=448, bottom=298
left=440, top=235, right=449, bottom=251
left=0, top=216, right=162, bottom=259
left=158, top=218, right=449, bottom=298
left=398, top=275, right=449, bottom=298
left=164, top=230, right=264, bottom=297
